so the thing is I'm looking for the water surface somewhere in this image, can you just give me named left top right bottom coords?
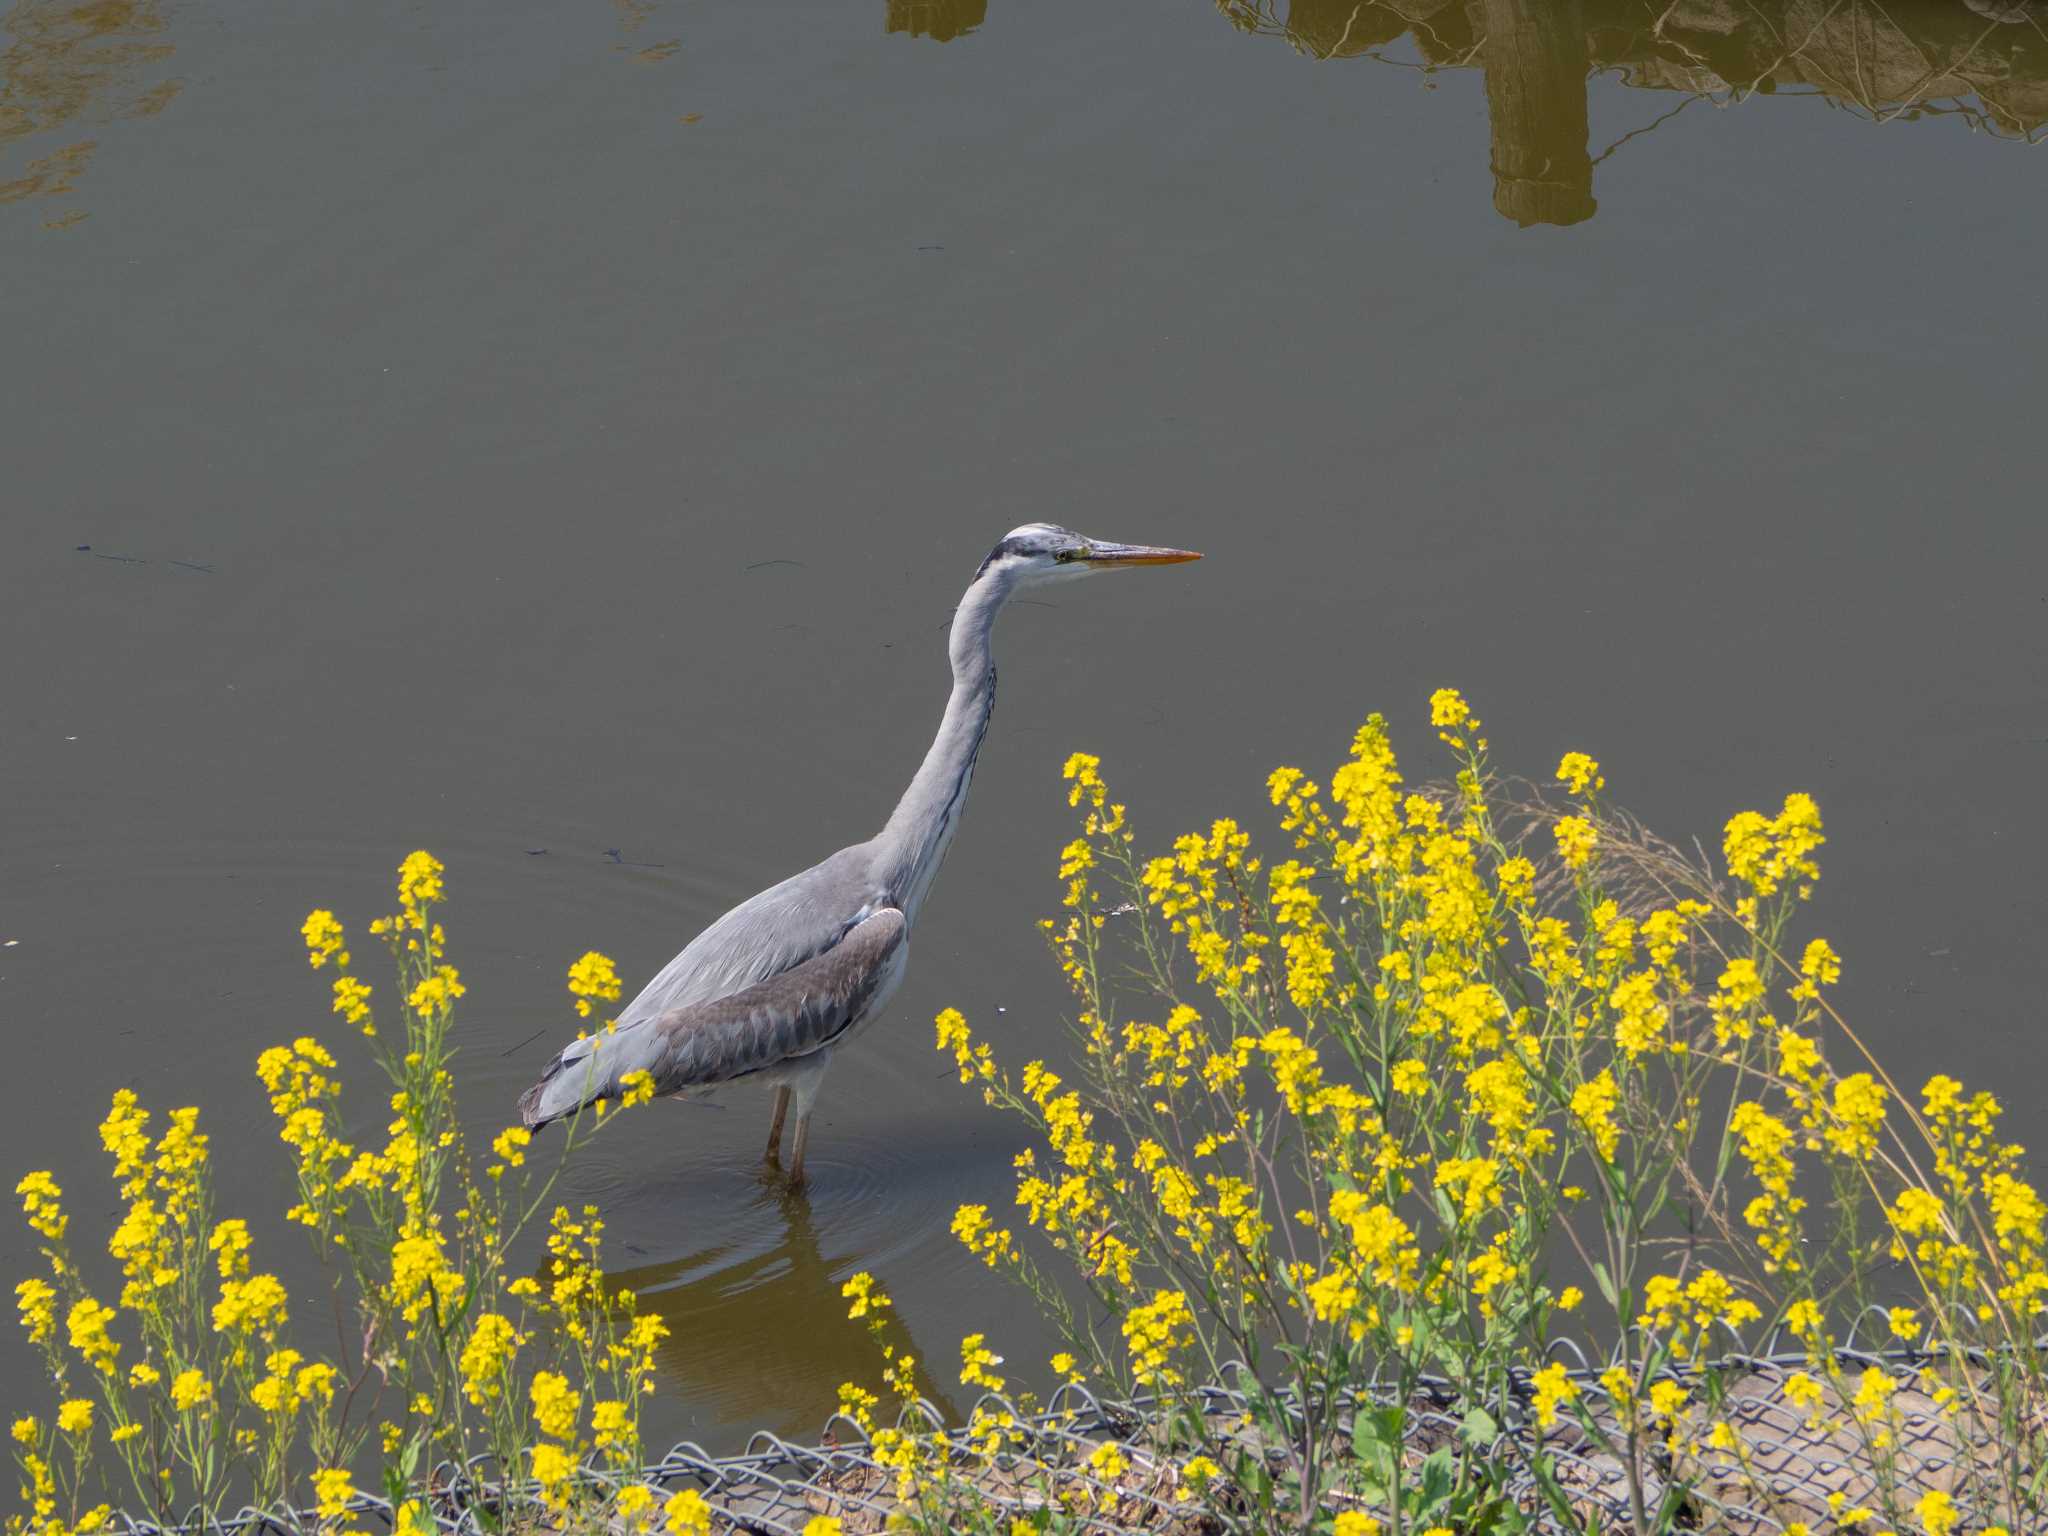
left=4, top=0, right=2044, bottom=1455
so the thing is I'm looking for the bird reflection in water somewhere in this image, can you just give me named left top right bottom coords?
left=604, top=1178, right=961, bottom=1445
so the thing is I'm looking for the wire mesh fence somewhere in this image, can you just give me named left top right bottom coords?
left=102, top=1331, right=2041, bottom=1536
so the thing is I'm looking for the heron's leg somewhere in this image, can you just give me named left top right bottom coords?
left=783, top=1050, right=829, bottom=1189
left=763, top=1085, right=791, bottom=1164
left=787, top=1110, right=812, bottom=1188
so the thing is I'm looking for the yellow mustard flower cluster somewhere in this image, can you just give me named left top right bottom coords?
left=567, top=950, right=622, bottom=1024
left=302, top=909, right=374, bottom=1035
left=1638, top=1268, right=1763, bottom=1362
left=7, top=850, right=675, bottom=1536
left=894, top=695, right=2048, bottom=1535
left=1722, top=792, right=1825, bottom=901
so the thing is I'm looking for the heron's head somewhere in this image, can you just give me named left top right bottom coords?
left=976, top=523, right=1202, bottom=587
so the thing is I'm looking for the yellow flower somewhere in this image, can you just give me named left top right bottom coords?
left=1062, top=751, right=1107, bottom=809
left=951, top=1203, right=1014, bottom=1268
left=1795, top=937, right=1841, bottom=992
left=1608, top=971, right=1667, bottom=1059
left=1428, top=688, right=1470, bottom=729
left=1913, top=1488, right=1958, bottom=1536
left=612, top=1485, right=655, bottom=1530
left=1556, top=1286, right=1583, bottom=1312
left=213, top=1273, right=290, bottom=1336
left=17, top=1170, right=68, bottom=1241
left=16, top=1277, right=58, bottom=1343
left=491, top=1126, right=531, bottom=1169
left=1824, top=1073, right=1887, bottom=1161
left=663, top=1488, right=712, bottom=1535
left=591, top=1399, right=632, bottom=1451
left=531, top=1370, right=580, bottom=1441
left=406, top=965, right=466, bottom=1015
left=1850, top=1366, right=1896, bottom=1424
left=331, top=975, right=374, bottom=1032
left=301, top=909, right=347, bottom=969
left=1648, top=1380, right=1690, bottom=1420
left=1722, top=794, right=1824, bottom=898
left=396, top=850, right=446, bottom=914
left=1179, top=1455, right=1223, bottom=1502
left=1087, top=1440, right=1128, bottom=1480
left=460, top=1313, right=522, bottom=1406
left=1784, top=1298, right=1825, bottom=1342
left=1433, top=1156, right=1503, bottom=1224
left=958, top=1332, right=1005, bottom=1391
left=1556, top=752, right=1604, bottom=796
left=313, top=1468, right=354, bottom=1521
left=1530, top=1362, right=1578, bottom=1428
left=9, top=1416, right=36, bottom=1446
left=619, top=1070, right=657, bottom=1108
left=529, top=1443, right=574, bottom=1500
left=67, top=1297, right=121, bottom=1374
left=1571, top=1071, right=1621, bottom=1161
left=841, top=1271, right=889, bottom=1320
left=1783, top=1371, right=1826, bottom=1423
left=801, top=1519, right=843, bottom=1536
left=567, top=951, right=623, bottom=1020
left=209, top=1218, right=253, bottom=1279
left=171, top=1369, right=213, bottom=1412
left=1554, top=816, right=1597, bottom=871
left=56, top=1400, right=92, bottom=1435
left=1334, top=1514, right=1383, bottom=1536
left=1122, top=1290, right=1193, bottom=1388
left=100, top=1094, right=152, bottom=1190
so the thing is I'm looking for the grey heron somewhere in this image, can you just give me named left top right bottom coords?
left=517, top=524, right=1200, bottom=1183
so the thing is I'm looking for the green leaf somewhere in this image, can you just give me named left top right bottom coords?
left=1351, top=1403, right=1402, bottom=1475
left=1591, top=1258, right=1618, bottom=1308
left=1528, top=1451, right=1582, bottom=1529
left=1414, top=1446, right=1455, bottom=1512
left=1459, top=1405, right=1500, bottom=1450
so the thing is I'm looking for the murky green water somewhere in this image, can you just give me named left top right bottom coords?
left=4, top=0, right=2044, bottom=1457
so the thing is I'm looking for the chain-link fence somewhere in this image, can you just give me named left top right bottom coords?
left=103, top=1333, right=2042, bottom=1536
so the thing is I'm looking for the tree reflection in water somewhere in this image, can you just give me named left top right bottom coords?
left=885, top=0, right=2048, bottom=227
left=1222, top=0, right=2048, bottom=223
left=877, top=0, right=2044, bottom=221
left=0, top=0, right=180, bottom=225
left=887, top=0, right=989, bottom=42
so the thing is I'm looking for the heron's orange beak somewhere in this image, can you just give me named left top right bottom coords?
left=1079, top=542, right=1203, bottom=567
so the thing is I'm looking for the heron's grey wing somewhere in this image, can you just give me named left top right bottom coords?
left=615, top=844, right=883, bottom=1024
left=518, top=907, right=905, bottom=1129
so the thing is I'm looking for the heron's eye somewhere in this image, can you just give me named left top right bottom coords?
left=1053, top=549, right=1077, bottom=563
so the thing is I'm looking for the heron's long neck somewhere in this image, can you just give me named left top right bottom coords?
left=875, top=564, right=1014, bottom=922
